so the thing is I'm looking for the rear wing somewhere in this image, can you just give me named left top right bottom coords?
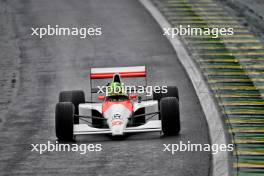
left=89, top=66, right=147, bottom=100
left=90, top=66, right=146, bottom=79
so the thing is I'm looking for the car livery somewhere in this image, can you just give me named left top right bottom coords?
left=55, top=66, right=180, bottom=141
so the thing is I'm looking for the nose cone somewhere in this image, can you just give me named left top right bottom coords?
left=111, top=120, right=126, bottom=135
left=103, top=104, right=132, bottom=136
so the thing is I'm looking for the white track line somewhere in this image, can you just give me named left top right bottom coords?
left=139, top=0, right=230, bottom=176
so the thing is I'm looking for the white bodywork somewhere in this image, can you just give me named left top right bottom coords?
left=76, top=100, right=161, bottom=136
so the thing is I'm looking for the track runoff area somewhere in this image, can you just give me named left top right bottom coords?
left=151, top=0, right=264, bottom=175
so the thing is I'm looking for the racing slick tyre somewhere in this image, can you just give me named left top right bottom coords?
left=153, top=86, right=179, bottom=101
left=160, top=97, right=180, bottom=135
left=59, top=90, right=85, bottom=124
left=133, top=108, right=145, bottom=126
left=153, top=86, right=179, bottom=120
left=55, top=102, right=74, bottom=141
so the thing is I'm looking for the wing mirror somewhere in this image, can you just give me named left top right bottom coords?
left=98, top=95, right=105, bottom=101
left=129, top=94, right=137, bottom=100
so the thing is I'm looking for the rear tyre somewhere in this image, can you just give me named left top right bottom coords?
left=133, top=108, right=145, bottom=126
left=160, top=97, right=180, bottom=135
left=59, top=90, right=85, bottom=124
left=153, top=86, right=179, bottom=101
left=55, top=102, right=74, bottom=141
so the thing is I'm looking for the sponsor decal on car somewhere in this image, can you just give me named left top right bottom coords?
left=112, top=113, right=122, bottom=120
left=112, top=120, right=123, bottom=126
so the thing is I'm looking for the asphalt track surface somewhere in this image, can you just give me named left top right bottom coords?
left=0, top=0, right=210, bottom=175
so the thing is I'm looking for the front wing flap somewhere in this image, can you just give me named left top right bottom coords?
left=74, top=120, right=161, bottom=135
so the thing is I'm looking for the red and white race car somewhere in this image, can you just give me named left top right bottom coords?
left=55, top=66, right=180, bottom=141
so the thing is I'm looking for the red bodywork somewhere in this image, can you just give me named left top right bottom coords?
left=102, top=99, right=133, bottom=113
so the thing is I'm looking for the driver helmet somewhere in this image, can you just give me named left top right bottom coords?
left=107, top=82, right=126, bottom=96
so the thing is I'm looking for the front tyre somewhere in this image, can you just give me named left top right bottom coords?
left=153, top=86, right=179, bottom=120
left=55, top=102, right=74, bottom=141
left=160, top=97, right=180, bottom=135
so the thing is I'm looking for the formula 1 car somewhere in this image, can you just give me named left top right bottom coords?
left=55, top=66, right=180, bottom=141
